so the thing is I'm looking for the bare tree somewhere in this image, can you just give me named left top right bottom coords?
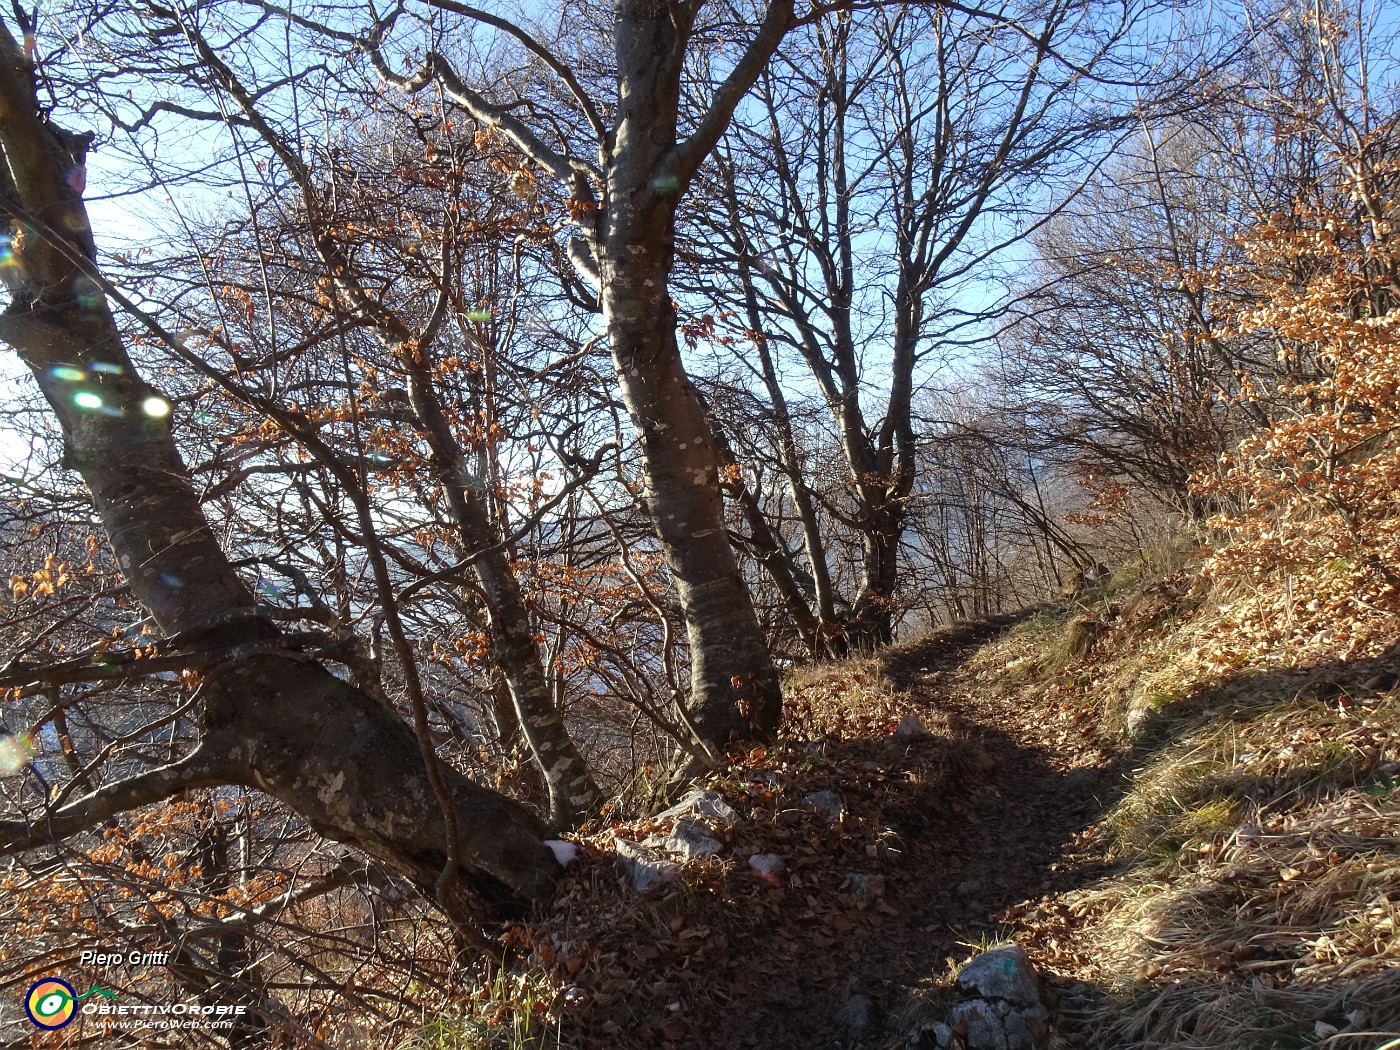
left=0, top=15, right=563, bottom=922
left=997, top=123, right=1264, bottom=517
left=683, top=0, right=1192, bottom=647
left=352, top=0, right=807, bottom=741
left=994, top=0, right=1399, bottom=526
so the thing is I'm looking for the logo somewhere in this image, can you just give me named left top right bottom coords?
left=26, top=978, right=77, bottom=1030
left=24, top=978, right=118, bottom=1030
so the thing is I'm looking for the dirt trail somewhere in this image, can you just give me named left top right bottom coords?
left=880, top=617, right=1117, bottom=964
left=764, top=615, right=1121, bottom=1048
left=557, top=615, right=1123, bottom=1050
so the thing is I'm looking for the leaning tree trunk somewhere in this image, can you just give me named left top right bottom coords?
left=600, top=250, right=782, bottom=739
left=399, top=340, right=602, bottom=831
left=0, top=31, right=559, bottom=910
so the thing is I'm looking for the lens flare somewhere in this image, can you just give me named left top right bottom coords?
left=0, top=734, right=34, bottom=774
left=73, top=275, right=103, bottom=308
left=25, top=979, right=76, bottom=1030
left=73, top=391, right=103, bottom=410
left=141, top=396, right=172, bottom=418
left=64, top=164, right=87, bottom=194
left=49, top=366, right=86, bottom=383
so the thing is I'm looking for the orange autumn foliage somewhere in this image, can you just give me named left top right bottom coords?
left=1194, top=149, right=1400, bottom=663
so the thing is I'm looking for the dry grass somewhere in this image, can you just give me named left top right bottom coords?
left=994, top=557, right=1400, bottom=1050
left=391, top=562, right=1400, bottom=1050
left=1048, top=613, right=1111, bottom=667
left=1064, top=767, right=1400, bottom=1046
left=1108, top=687, right=1398, bottom=858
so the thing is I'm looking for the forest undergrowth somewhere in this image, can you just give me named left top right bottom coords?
left=391, top=554, right=1400, bottom=1050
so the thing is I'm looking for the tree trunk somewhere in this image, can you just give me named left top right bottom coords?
left=710, top=419, right=823, bottom=659
left=191, top=799, right=270, bottom=1049
left=600, top=256, right=782, bottom=740
left=368, top=0, right=793, bottom=745
left=401, top=346, right=602, bottom=830
left=849, top=262, right=921, bottom=649
left=597, top=0, right=783, bottom=742
left=850, top=509, right=901, bottom=648
left=0, top=45, right=559, bottom=909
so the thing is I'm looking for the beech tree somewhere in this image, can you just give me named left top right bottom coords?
left=996, top=0, right=1385, bottom=529
left=1192, top=0, right=1399, bottom=664
left=0, top=0, right=1237, bottom=966
left=682, top=0, right=1203, bottom=649
left=353, top=0, right=806, bottom=740
left=0, top=15, right=564, bottom=919
left=1197, top=175, right=1400, bottom=660
left=0, top=0, right=830, bottom=932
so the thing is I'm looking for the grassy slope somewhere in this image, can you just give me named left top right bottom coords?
left=980, top=557, right=1400, bottom=1050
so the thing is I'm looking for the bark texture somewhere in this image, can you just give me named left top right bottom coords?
left=0, top=26, right=558, bottom=907
left=408, top=361, right=604, bottom=828
left=593, top=0, right=786, bottom=740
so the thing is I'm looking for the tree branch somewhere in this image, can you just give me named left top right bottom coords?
left=420, top=0, right=608, bottom=147
left=0, top=635, right=334, bottom=695
left=669, top=0, right=795, bottom=187
left=0, top=745, right=228, bottom=856
left=364, top=41, right=599, bottom=190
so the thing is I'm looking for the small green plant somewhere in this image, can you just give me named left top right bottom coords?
left=408, top=1016, right=481, bottom=1049
left=1146, top=689, right=1175, bottom=711
left=402, top=961, right=560, bottom=1050
left=1177, top=797, right=1240, bottom=842
left=1364, top=769, right=1397, bottom=797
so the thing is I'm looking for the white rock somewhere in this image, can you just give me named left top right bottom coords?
left=893, top=714, right=933, bottom=740
left=656, top=788, right=739, bottom=827
left=748, top=853, right=785, bottom=875
left=544, top=839, right=578, bottom=866
left=614, top=839, right=678, bottom=892
left=643, top=817, right=722, bottom=860
left=803, top=789, right=846, bottom=822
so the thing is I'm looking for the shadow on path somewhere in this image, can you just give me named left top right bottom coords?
left=787, top=613, right=1132, bottom=1047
